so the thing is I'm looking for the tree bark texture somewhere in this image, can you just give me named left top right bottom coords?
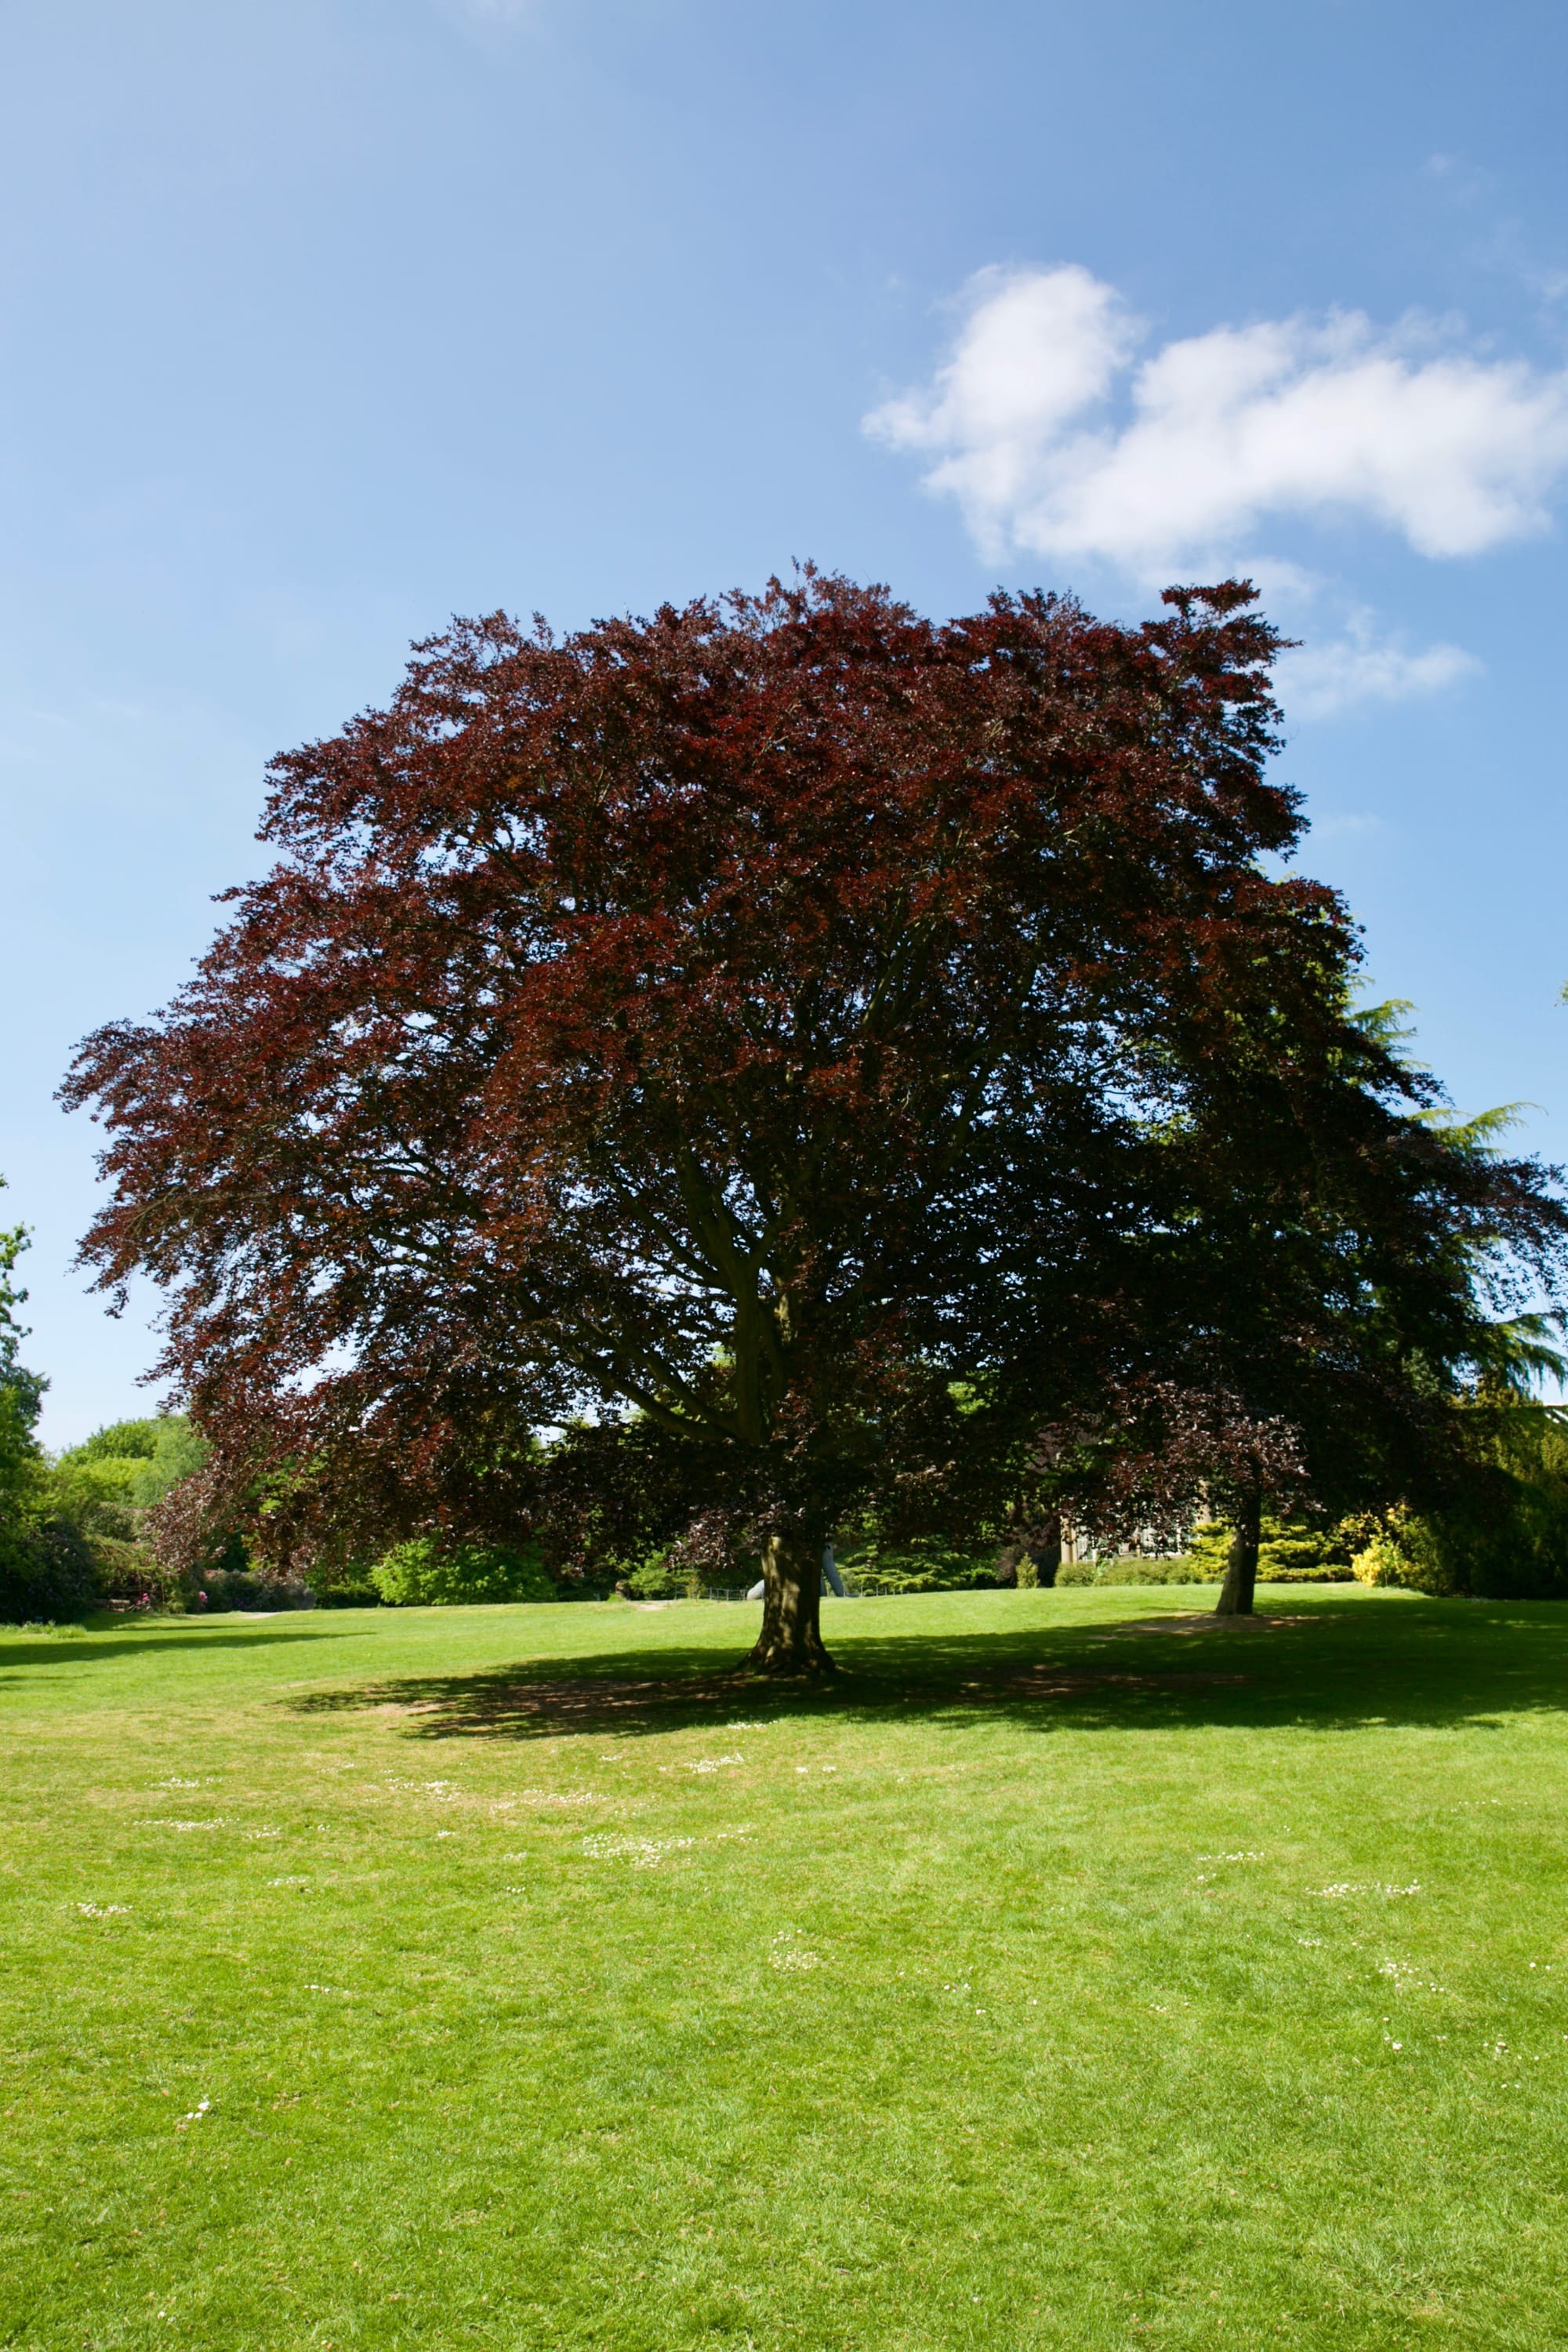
left=1214, top=1485, right=1261, bottom=1617
left=746, top=1530, right=834, bottom=1675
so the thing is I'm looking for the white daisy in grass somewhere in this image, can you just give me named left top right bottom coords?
left=768, top=1929, right=824, bottom=1971
left=581, top=1833, right=695, bottom=1868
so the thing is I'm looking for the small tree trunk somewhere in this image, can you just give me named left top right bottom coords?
left=1214, top=1485, right=1262, bottom=1617
left=1029, top=1512, right=1062, bottom=1589
left=746, top=1530, right=834, bottom=1675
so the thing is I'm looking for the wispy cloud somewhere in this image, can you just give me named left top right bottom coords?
left=866, top=264, right=1568, bottom=574
left=1276, top=619, right=1480, bottom=722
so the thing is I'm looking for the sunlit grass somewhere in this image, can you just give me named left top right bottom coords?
left=3, top=1584, right=1566, bottom=2349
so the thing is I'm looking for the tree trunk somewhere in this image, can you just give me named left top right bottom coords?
left=1214, top=1485, right=1261, bottom=1617
left=1029, top=1512, right=1062, bottom=1589
left=746, top=1530, right=834, bottom=1675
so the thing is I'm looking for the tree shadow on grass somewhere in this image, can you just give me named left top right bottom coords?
left=0, top=1626, right=374, bottom=1671
left=288, top=1595, right=1568, bottom=1744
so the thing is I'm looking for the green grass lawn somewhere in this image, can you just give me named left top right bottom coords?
left=3, top=1585, right=1567, bottom=2351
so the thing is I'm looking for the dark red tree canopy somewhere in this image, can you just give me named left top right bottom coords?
left=64, top=572, right=1566, bottom=1580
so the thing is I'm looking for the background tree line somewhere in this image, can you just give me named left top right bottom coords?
left=7, top=1146, right=1568, bottom=1621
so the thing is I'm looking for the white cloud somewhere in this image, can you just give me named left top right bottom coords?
left=1276, top=620, right=1480, bottom=721
left=866, top=265, right=1568, bottom=573
left=866, top=265, right=1137, bottom=552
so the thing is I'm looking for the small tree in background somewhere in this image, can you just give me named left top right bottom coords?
left=0, top=1179, right=101, bottom=1622
left=44, top=1414, right=210, bottom=1607
left=0, top=1185, right=51, bottom=1598
left=64, top=573, right=1566, bottom=1660
left=50, top=1415, right=209, bottom=1535
left=1040, top=1084, right=1568, bottom=1615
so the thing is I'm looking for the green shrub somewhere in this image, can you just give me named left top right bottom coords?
left=1343, top=1477, right=1563, bottom=1601
left=1192, top=1454, right=1568, bottom=1601
left=310, top=1573, right=383, bottom=1609
left=0, top=1519, right=102, bottom=1624
left=1052, top=1555, right=1214, bottom=1587
left=1097, top=1555, right=1212, bottom=1585
left=198, top=1569, right=314, bottom=1613
left=624, top=1555, right=691, bottom=1599
left=841, top=1538, right=993, bottom=1596
left=1401, top=1413, right=1568, bottom=1599
left=1262, top=1563, right=1357, bottom=1583
left=1047, top=1554, right=1203, bottom=1588
left=370, top=1537, right=557, bottom=1606
left=1185, top=1514, right=1355, bottom=1584
left=622, top=1546, right=758, bottom=1599
left=88, top=1534, right=179, bottom=1606
left=1261, top=1519, right=1355, bottom=1578
left=848, top=1565, right=944, bottom=1595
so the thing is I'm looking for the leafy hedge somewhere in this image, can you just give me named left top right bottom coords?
left=368, top=1538, right=557, bottom=1606
left=837, top=1538, right=996, bottom=1595
left=195, top=1570, right=316, bottom=1613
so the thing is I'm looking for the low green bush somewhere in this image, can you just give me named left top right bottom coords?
left=1097, top=1555, right=1213, bottom=1586
left=196, top=1569, right=315, bottom=1613
left=1053, top=1555, right=1215, bottom=1587
left=310, top=1575, right=384, bottom=1608
left=841, top=1539, right=994, bottom=1596
left=1085, top=1548, right=1345, bottom=1587
left=370, top=1537, right=557, bottom=1606
left=1264, top=1564, right=1356, bottom=1584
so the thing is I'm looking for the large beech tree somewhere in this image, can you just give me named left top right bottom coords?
left=66, top=572, right=1560, bottom=1664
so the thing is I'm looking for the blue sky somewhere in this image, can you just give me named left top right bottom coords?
left=3, top=0, right=1566, bottom=1446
